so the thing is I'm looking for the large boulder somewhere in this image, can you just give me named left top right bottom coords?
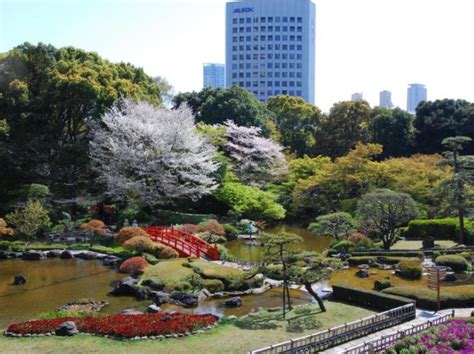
left=142, top=279, right=164, bottom=291
left=109, top=277, right=139, bottom=296
left=22, top=250, right=45, bottom=261
left=55, top=321, right=79, bottom=336
left=8, top=252, right=22, bottom=259
left=151, top=291, right=171, bottom=305
left=60, top=250, right=73, bottom=259
left=75, top=251, right=98, bottom=260
left=220, top=296, right=242, bottom=308
left=147, top=304, right=161, bottom=313
left=0, top=251, right=8, bottom=260
left=170, top=292, right=198, bottom=307
left=102, top=256, right=121, bottom=267
left=356, top=269, right=369, bottom=278
left=13, top=274, right=26, bottom=285
left=46, top=250, right=62, bottom=258
left=135, top=287, right=150, bottom=301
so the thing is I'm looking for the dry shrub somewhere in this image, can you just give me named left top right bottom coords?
left=158, top=246, right=179, bottom=259
left=119, top=256, right=149, bottom=275
left=115, top=227, right=148, bottom=245
left=80, top=219, right=107, bottom=236
left=199, top=220, right=225, bottom=236
left=122, top=236, right=155, bottom=253
left=0, top=218, right=14, bottom=238
left=179, top=224, right=200, bottom=234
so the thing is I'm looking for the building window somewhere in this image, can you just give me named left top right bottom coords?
left=246, top=72, right=251, bottom=78
left=297, top=90, right=302, bottom=96
left=289, top=72, right=295, bottom=78
left=282, top=90, right=288, bottom=94
left=289, top=81, right=295, bottom=87
left=282, top=53, right=288, bottom=60
left=232, top=81, right=237, bottom=86
left=289, top=53, right=295, bottom=59
left=246, top=35, right=251, bottom=41
left=275, top=72, right=280, bottom=78
left=297, top=72, right=302, bottom=78
left=283, top=17, right=288, bottom=22
left=253, top=35, right=258, bottom=41
left=239, top=27, right=245, bottom=33
left=297, top=44, right=302, bottom=50
left=282, top=44, right=288, bottom=50
left=239, top=45, right=244, bottom=50
left=260, top=35, right=266, bottom=41
left=268, top=72, right=273, bottom=78
left=282, top=81, right=287, bottom=86
left=260, top=26, right=266, bottom=32
left=246, top=44, right=251, bottom=50
left=289, top=90, right=295, bottom=95
left=246, top=54, right=251, bottom=60
left=232, top=37, right=237, bottom=43
left=253, top=81, right=258, bottom=87
left=268, top=35, right=273, bottom=41
left=239, top=73, right=244, bottom=78
left=275, top=62, right=280, bottom=68
left=268, top=26, right=273, bottom=32
left=268, top=17, right=273, bottom=23
left=290, top=26, right=295, bottom=32
left=232, top=73, right=237, bottom=79
left=239, top=81, right=244, bottom=86
left=246, top=81, right=251, bottom=87
left=253, top=18, right=258, bottom=23
left=297, top=35, right=302, bottom=41
left=297, top=17, right=302, bottom=23
left=289, top=35, right=295, bottom=41
left=289, top=62, right=294, bottom=68
left=233, top=28, right=238, bottom=34
left=275, top=44, right=280, bottom=50
left=282, top=63, right=287, bottom=69
left=232, top=54, right=237, bottom=60
left=275, top=16, right=281, bottom=22
left=260, top=17, right=266, bottom=23
left=297, top=81, right=302, bottom=87
left=233, top=19, right=238, bottom=24
left=232, top=64, right=237, bottom=70
left=267, top=90, right=273, bottom=96
left=239, top=36, right=244, bottom=42
left=232, top=45, right=237, bottom=51
left=282, top=35, right=288, bottom=41
left=297, top=26, right=302, bottom=32
left=275, top=53, right=280, bottom=59
left=297, top=63, right=302, bottom=69
left=282, top=71, right=287, bottom=77
left=282, top=26, right=288, bottom=32
left=268, top=44, right=273, bottom=50
left=246, top=18, right=251, bottom=23
left=275, top=35, right=281, bottom=41
left=297, top=54, right=302, bottom=60
left=253, top=53, right=258, bottom=59
left=275, top=26, right=280, bottom=32
left=253, top=26, right=258, bottom=32
left=267, top=53, right=273, bottom=59
left=290, top=17, right=295, bottom=23
left=239, top=54, right=244, bottom=60
left=275, top=81, right=280, bottom=87
left=246, top=26, right=251, bottom=32
left=239, top=63, right=244, bottom=69
left=239, top=18, right=244, bottom=24
left=289, top=44, right=295, bottom=50
left=260, top=53, right=265, bottom=59
left=267, top=62, right=273, bottom=69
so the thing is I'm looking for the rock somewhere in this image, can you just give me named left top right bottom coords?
left=422, top=237, right=435, bottom=249
left=170, top=292, right=198, bottom=307
left=151, top=291, right=170, bottom=305
left=444, top=272, right=457, bottom=282
left=75, top=251, right=98, bottom=260
left=135, top=287, right=150, bottom=301
left=46, top=250, right=61, bottom=258
left=102, top=256, right=120, bottom=266
left=8, top=252, right=22, bottom=259
left=142, top=279, right=164, bottom=291
left=13, top=274, right=26, bottom=285
left=109, top=276, right=139, bottom=296
left=358, top=264, right=370, bottom=269
left=22, top=250, right=45, bottom=261
left=374, top=279, right=391, bottom=291
left=211, top=292, right=224, bottom=298
left=0, top=251, right=8, bottom=260
left=55, top=321, right=79, bottom=336
left=147, top=304, right=161, bottom=313
left=227, top=315, right=237, bottom=320
left=121, top=309, right=143, bottom=315
left=220, top=296, right=242, bottom=308
left=198, top=289, right=211, bottom=301
left=356, top=269, right=369, bottom=278
left=60, top=250, right=73, bottom=259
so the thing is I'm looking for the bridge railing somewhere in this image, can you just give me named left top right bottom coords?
left=250, top=303, right=416, bottom=354
left=342, top=310, right=455, bottom=354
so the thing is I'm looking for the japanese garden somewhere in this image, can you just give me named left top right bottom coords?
left=0, top=43, right=473, bottom=353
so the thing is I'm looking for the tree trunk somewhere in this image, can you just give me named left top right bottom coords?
left=383, top=236, right=391, bottom=250
left=285, top=281, right=292, bottom=311
left=459, top=207, right=465, bottom=244
left=304, top=282, right=326, bottom=312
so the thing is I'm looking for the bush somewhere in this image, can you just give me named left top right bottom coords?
left=0, top=240, right=11, bottom=250
left=223, top=224, right=239, bottom=240
left=114, top=227, right=149, bottom=245
left=457, top=220, right=474, bottom=245
left=435, top=255, right=470, bottom=272
left=331, top=240, right=354, bottom=252
left=383, top=285, right=474, bottom=310
left=157, top=246, right=179, bottom=259
left=122, top=236, right=155, bottom=253
left=202, top=279, right=225, bottom=293
left=119, top=256, right=149, bottom=275
left=397, top=261, right=422, bottom=279
left=404, top=218, right=458, bottom=240
left=178, top=224, right=200, bottom=234
left=198, top=219, right=225, bottom=236
left=347, top=256, right=421, bottom=266
left=0, top=218, right=14, bottom=239
left=155, top=209, right=217, bottom=225
left=332, top=285, right=415, bottom=311
left=10, top=241, right=26, bottom=252
left=374, top=278, right=392, bottom=291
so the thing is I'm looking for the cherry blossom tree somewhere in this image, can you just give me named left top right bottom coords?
left=223, top=120, right=286, bottom=185
left=89, top=99, right=218, bottom=205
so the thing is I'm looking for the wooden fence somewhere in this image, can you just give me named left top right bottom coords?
left=250, top=303, right=416, bottom=354
left=342, top=310, right=455, bottom=354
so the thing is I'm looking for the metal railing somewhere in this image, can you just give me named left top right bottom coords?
left=251, top=303, right=416, bottom=354
left=343, top=310, right=455, bottom=354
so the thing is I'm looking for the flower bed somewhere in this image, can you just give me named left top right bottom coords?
left=6, top=313, right=218, bottom=339
left=387, top=318, right=474, bottom=353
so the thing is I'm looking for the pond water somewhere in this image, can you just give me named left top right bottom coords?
left=225, top=224, right=333, bottom=262
left=0, top=258, right=313, bottom=329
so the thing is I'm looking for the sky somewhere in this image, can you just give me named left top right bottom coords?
left=1, top=0, right=474, bottom=112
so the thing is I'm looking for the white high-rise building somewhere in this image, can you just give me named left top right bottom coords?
left=203, top=63, right=225, bottom=88
left=225, top=0, right=316, bottom=103
left=407, top=84, right=427, bottom=113
left=351, top=92, right=363, bottom=101
left=379, top=90, right=393, bottom=108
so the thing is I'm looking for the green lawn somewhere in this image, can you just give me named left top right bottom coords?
left=391, top=240, right=459, bottom=250
left=0, top=302, right=374, bottom=354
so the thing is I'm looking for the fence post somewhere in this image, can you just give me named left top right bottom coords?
left=451, top=309, right=455, bottom=318
left=367, top=342, right=375, bottom=354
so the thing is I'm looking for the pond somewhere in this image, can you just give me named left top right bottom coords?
left=0, top=258, right=313, bottom=329
left=225, top=224, right=333, bottom=262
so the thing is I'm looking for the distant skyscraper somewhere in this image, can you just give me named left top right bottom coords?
left=407, top=83, right=427, bottom=113
left=225, top=0, right=316, bottom=104
left=351, top=92, right=363, bottom=101
left=203, top=63, right=225, bottom=88
left=379, top=90, right=393, bottom=108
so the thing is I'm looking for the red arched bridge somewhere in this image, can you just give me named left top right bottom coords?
left=142, top=226, right=220, bottom=261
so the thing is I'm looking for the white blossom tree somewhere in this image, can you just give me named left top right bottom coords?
left=89, top=99, right=218, bottom=205
left=223, top=120, right=286, bottom=185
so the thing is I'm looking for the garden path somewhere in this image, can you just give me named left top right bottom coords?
left=320, top=307, right=474, bottom=353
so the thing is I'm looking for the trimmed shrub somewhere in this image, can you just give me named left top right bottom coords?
left=331, top=240, right=354, bottom=252
left=435, top=255, right=469, bottom=272
left=122, top=236, right=155, bottom=253
left=178, top=224, right=200, bottom=234
left=403, top=218, right=458, bottom=240
left=223, top=224, right=239, bottom=240
left=0, top=240, right=11, bottom=250
left=198, top=220, right=225, bottom=236
left=374, top=278, right=392, bottom=291
left=347, top=256, right=421, bottom=266
left=0, top=218, right=14, bottom=239
left=114, top=227, right=149, bottom=245
left=202, top=279, right=225, bottom=293
left=383, top=285, right=474, bottom=310
left=397, top=261, right=422, bottom=279
left=332, top=285, right=415, bottom=311
left=457, top=220, right=474, bottom=245
left=119, top=256, right=149, bottom=275
left=156, top=245, right=179, bottom=259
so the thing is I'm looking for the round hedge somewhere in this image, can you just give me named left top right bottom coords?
left=397, top=261, right=422, bottom=279
left=115, top=227, right=149, bottom=245
left=122, top=236, right=155, bottom=253
left=435, top=255, right=470, bottom=272
left=119, top=256, right=149, bottom=275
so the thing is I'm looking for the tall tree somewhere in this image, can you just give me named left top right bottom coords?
left=0, top=43, right=162, bottom=201
left=357, top=189, right=418, bottom=250
left=369, top=107, right=414, bottom=158
left=315, top=100, right=372, bottom=159
left=414, top=99, right=474, bottom=155
left=440, top=136, right=474, bottom=244
left=89, top=99, right=218, bottom=206
left=258, top=232, right=302, bottom=318
left=267, top=95, right=322, bottom=157
left=308, top=212, right=356, bottom=239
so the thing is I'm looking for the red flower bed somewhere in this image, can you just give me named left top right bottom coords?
left=7, top=313, right=218, bottom=338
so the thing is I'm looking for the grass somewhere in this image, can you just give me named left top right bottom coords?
left=140, top=259, right=195, bottom=291
left=391, top=240, right=459, bottom=250
left=0, top=302, right=374, bottom=354
left=187, top=259, right=246, bottom=284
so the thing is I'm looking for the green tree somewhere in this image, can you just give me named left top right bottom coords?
left=267, top=95, right=322, bottom=156
left=369, top=107, right=414, bottom=158
left=440, top=136, right=474, bottom=244
left=308, top=212, right=356, bottom=240
left=357, top=189, right=418, bottom=250
left=5, top=200, right=51, bottom=242
left=0, top=42, right=162, bottom=202
left=315, top=100, right=372, bottom=159
left=414, top=99, right=474, bottom=155
left=258, top=232, right=302, bottom=318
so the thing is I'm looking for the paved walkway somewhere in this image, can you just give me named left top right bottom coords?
left=320, top=308, right=473, bottom=353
